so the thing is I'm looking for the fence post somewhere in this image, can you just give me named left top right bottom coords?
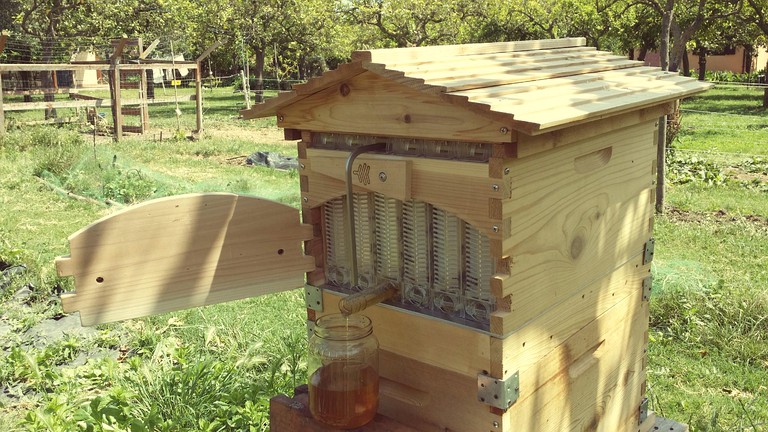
left=0, top=72, right=5, bottom=137
left=195, top=63, right=203, bottom=133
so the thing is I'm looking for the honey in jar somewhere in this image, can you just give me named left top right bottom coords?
left=307, top=314, right=379, bottom=429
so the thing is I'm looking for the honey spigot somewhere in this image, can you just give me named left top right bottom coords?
left=339, top=281, right=399, bottom=316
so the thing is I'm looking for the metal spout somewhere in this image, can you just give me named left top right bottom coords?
left=339, top=281, right=399, bottom=316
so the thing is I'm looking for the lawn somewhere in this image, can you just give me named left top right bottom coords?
left=1, top=83, right=767, bottom=431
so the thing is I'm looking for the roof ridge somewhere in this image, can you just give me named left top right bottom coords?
left=352, top=38, right=586, bottom=63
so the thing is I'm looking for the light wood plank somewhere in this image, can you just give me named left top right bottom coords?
left=318, top=289, right=491, bottom=378
left=513, top=80, right=713, bottom=133
left=499, top=291, right=649, bottom=432
left=352, top=37, right=587, bottom=63
left=56, top=193, right=315, bottom=326
left=377, top=350, right=501, bottom=432
left=303, top=149, right=502, bottom=239
left=494, top=122, right=656, bottom=312
left=402, top=52, right=637, bottom=84
left=491, top=258, right=649, bottom=373
left=367, top=46, right=598, bottom=70
left=309, top=155, right=411, bottom=201
left=515, top=103, right=672, bottom=159
left=428, top=58, right=641, bottom=93
left=278, top=71, right=513, bottom=143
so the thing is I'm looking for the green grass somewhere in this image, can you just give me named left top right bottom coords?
left=676, top=85, right=768, bottom=156
left=0, top=87, right=304, bottom=430
left=646, top=84, right=768, bottom=430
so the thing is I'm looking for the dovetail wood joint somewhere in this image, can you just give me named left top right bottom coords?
left=643, top=238, right=655, bottom=265
left=477, top=370, right=519, bottom=410
left=305, top=284, right=323, bottom=311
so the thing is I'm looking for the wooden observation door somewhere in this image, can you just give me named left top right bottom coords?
left=56, top=193, right=315, bottom=326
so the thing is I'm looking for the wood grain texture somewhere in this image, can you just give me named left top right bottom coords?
left=269, top=385, right=420, bottom=432
left=499, top=287, right=649, bottom=432
left=56, top=193, right=315, bottom=325
left=515, top=103, right=671, bottom=159
left=318, top=289, right=491, bottom=378
left=302, top=148, right=503, bottom=239
left=310, top=155, right=412, bottom=201
left=240, top=39, right=710, bottom=135
left=352, top=37, right=587, bottom=63
left=494, top=122, right=656, bottom=324
left=277, top=71, right=513, bottom=143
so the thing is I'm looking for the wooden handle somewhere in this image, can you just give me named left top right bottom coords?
left=338, top=281, right=399, bottom=316
left=574, top=146, right=612, bottom=174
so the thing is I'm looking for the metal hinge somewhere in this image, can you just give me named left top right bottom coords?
left=643, top=238, right=655, bottom=265
left=477, top=371, right=519, bottom=410
left=304, top=284, right=323, bottom=311
left=642, top=276, right=653, bottom=302
left=638, top=397, right=649, bottom=425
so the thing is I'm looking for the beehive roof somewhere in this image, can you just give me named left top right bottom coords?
left=241, top=38, right=711, bottom=134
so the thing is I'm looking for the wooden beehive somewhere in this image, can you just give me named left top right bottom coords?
left=238, top=37, right=711, bottom=432
left=56, top=38, right=711, bottom=431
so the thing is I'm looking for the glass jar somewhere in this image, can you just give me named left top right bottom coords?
left=308, top=313, right=379, bottom=429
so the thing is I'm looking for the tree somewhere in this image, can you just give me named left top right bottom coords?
left=744, top=0, right=768, bottom=105
left=342, top=0, right=480, bottom=47
left=639, top=0, right=744, bottom=72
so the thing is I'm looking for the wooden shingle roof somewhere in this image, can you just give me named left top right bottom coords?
left=241, top=38, right=711, bottom=135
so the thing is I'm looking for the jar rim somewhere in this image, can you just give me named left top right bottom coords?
left=314, top=314, right=373, bottom=340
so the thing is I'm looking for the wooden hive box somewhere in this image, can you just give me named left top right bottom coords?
left=56, top=38, right=711, bottom=431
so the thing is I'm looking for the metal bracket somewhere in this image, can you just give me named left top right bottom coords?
left=304, top=285, right=323, bottom=311
left=477, top=371, right=519, bottom=410
left=638, top=397, right=649, bottom=425
left=643, top=238, right=655, bottom=265
left=642, top=276, right=653, bottom=302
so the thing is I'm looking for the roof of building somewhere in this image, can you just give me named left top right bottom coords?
left=241, top=38, right=712, bottom=135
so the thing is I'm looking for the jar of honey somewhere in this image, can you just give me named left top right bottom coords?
left=308, top=313, right=379, bottom=429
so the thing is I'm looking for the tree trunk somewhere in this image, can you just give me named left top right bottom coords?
left=659, top=1, right=674, bottom=72
left=697, top=44, right=707, bottom=81
left=638, top=47, right=648, bottom=62
left=253, top=48, right=265, bottom=104
left=682, top=50, right=691, bottom=77
left=743, top=44, right=753, bottom=73
left=41, top=38, right=56, bottom=119
left=765, top=60, right=768, bottom=108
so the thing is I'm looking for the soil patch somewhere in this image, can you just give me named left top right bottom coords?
left=666, top=206, right=768, bottom=227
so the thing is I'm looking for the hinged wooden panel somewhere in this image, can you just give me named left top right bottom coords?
left=56, top=193, right=315, bottom=325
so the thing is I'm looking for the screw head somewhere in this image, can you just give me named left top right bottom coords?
left=492, top=184, right=499, bottom=191
left=300, top=163, right=305, bottom=169
left=278, top=115, right=285, bottom=122
left=303, top=197, right=309, bottom=202
left=504, top=167, right=510, bottom=175
left=493, top=421, right=500, bottom=428
left=492, top=225, right=499, bottom=233
left=500, top=127, right=509, bottom=134
left=379, top=172, right=387, bottom=182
